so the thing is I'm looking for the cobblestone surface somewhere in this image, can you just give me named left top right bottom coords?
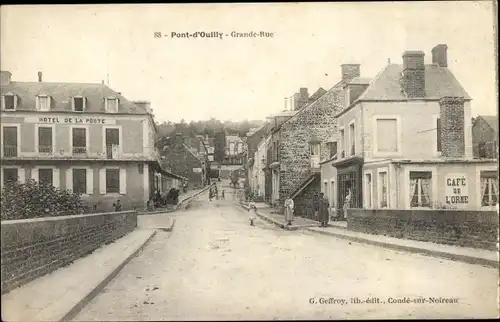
left=75, top=191, right=498, bottom=320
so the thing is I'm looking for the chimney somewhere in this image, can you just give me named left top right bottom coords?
left=134, top=100, right=152, bottom=113
left=284, top=97, right=287, bottom=111
left=402, top=51, right=426, bottom=98
left=293, top=88, right=309, bottom=110
left=341, top=64, right=360, bottom=82
left=439, top=96, right=465, bottom=158
left=432, top=44, right=448, bottom=67
left=0, top=71, right=12, bottom=86
left=38, top=71, right=43, bottom=82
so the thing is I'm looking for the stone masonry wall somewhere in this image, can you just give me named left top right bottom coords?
left=279, top=84, right=346, bottom=209
left=1, top=211, right=137, bottom=294
left=347, top=209, right=498, bottom=250
left=440, top=96, right=465, bottom=158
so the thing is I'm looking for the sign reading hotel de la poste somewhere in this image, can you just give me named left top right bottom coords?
left=25, top=115, right=115, bottom=124
left=444, top=173, right=469, bottom=208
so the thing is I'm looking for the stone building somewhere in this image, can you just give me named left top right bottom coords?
left=0, top=70, right=168, bottom=211
left=321, top=44, right=498, bottom=213
left=246, top=122, right=272, bottom=198
left=274, top=65, right=361, bottom=218
left=472, top=115, right=498, bottom=159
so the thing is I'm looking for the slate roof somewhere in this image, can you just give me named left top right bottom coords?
left=348, top=77, right=372, bottom=85
left=357, top=64, right=471, bottom=101
left=308, top=87, right=327, bottom=102
left=1, top=80, right=149, bottom=114
left=478, top=115, right=499, bottom=133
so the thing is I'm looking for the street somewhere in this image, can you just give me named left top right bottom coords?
left=75, top=189, right=498, bottom=320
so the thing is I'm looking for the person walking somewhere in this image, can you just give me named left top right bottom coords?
left=248, top=199, right=257, bottom=226
left=318, top=193, right=330, bottom=227
left=221, top=190, right=225, bottom=200
left=284, top=197, right=294, bottom=226
left=209, top=188, right=213, bottom=202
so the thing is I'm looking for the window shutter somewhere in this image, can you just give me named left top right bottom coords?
left=14, top=95, right=18, bottom=109
left=18, top=168, right=25, bottom=183
left=32, top=168, right=39, bottom=182
left=1, top=95, right=4, bottom=109
left=83, top=97, right=87, bottom=111
left=36, top=96, right=39, bottom=110
left=47, top=96, right=52, bottom=110
left=119, top=168, right=126, bottom=194
left=436, top=118, right=442, bottom=152
left=66, top=168, right=73, bottom=191
left=86, top=168, right=94, bottom=194
left=53, top=168, right=60, bottom=189
left=99, top=169, right=106, bottom=194
left=71, top=97, right=75, bottom=111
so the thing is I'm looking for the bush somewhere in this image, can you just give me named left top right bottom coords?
left=1, top=179, right=87, bottom=220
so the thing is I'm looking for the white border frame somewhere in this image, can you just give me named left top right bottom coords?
left=35, top=124, right=56, bottom=155
left=0, top=123, right=21, bottom=157
left=404, top=165, right=438, bottom=210
left=348, top=119, right=356, bottom=157
left=363, top=169, right=374, bottom=208
left=475, top=165, right=498, bottom=210
left=376, top=167, right=390, bottom=209
left=372, top=115, right=402, bottom=158
left=70, top=125, right=90, bottom=155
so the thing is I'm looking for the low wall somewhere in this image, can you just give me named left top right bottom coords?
left=346, top=209, right=499, bottom=250
left=1, top=211, right=137, bottom=294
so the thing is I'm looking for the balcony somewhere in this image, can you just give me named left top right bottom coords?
left=106, top=145, right=114, bottom=159
left=39, top=145, right=53, bottom=154
left=72, top=146, right=88, bottom=156
left=3, top=145, right=17, bottom=157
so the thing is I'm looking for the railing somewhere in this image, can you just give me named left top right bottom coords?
left=72, top=146, right=87, bottom=156
left=39, top=145, right=53, bottom=154
left=106, top=145, right=113, bottom=159
left=3, top=145, right=17, bottom=157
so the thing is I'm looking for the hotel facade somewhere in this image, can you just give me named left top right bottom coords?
left=0, top=70, right=165, bottom=211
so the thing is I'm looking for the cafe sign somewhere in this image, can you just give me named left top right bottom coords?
left=25, top=116, right=115, bottom=125
left=445, top=173, right=469, bottom=207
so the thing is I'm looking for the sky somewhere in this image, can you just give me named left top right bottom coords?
left=1, top=2, right=497, bottom=123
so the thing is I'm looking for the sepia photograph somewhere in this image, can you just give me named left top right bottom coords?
left=0, top=1, right=498, bottom=321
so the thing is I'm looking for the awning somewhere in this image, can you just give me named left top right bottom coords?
left=151, top=161, right=187, bottom=181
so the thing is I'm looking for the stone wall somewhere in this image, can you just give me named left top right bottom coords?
left=1, top=211, right=137, bottom=294
left=294, top=176, right=321, bottom=219
left=347, top=209, right=498, bottom=250
left=279, top=83, right=346, bottom=207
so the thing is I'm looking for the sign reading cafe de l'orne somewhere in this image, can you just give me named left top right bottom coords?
left=444, top=173, right=469, bottom=207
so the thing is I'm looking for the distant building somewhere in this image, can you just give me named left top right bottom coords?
left=472, top=115, right=498, bottom=159
left=0, top=70, right=165, bottom=211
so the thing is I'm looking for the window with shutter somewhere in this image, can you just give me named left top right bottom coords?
left=72, top=168, right=87, bottom=194
left=38, top=127, right=53, bottom=153
left=106, top=169, right=120, bottom=193
left=74, top=97, right=85, bottom=112
left=2, top=126, right=18, bottom=157
left=39, top=168, right=53, bottom=186
left=3, top=168, right=18, bottom=184
left=3, top=94, right=16, bottom=110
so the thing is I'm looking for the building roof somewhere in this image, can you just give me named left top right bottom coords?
left=478, top=115, right=499, bottom=133
left=348, top=77, right=372, bottom=85
left=357, top=64, right=471, bottom=101
left=268, top=110, right=299, bottom=118
left=308, top=87, right=327, bottom=102
left=1, top=80, right=150, bottom=114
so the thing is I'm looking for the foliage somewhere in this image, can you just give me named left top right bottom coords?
left=1, top=179, right=87, bottom=220
left=214, top=131, right=227, bottom=163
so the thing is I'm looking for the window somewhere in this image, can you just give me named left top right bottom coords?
left=73, top=97, right=85, bottom=112
left=39, top=168, right=53, bottom=186
left=37, top=95, right=50, bottom=111
left=72, top=168, right=87, bottom=194
left=349, top=122, right=355, bottom=156
left=436, top=117, right=442, bottom=152
left=38, top=127, right=53, bottom=153
left=309, top=142, right=320, bottom=156
left=365, top=172, right=372, bottom=208
left=327, top=142, right=338, bottom=159
left=409, top=171, right=432, bottom=208
left=72, top=128, right=87, bottom=154
left=2, top=126, right=18, bottom=157
left=106, top=169, right=120, bottom=193
left=105, top=98, right=119, bottom=113
left=376, top=118, right=398, bottom=153
left=2, top=94, right=17, bottom=110
left=3, top=168, right=18, bottom=184
left=340, top=129, right=345, bottom=157
left=480, top=171, right=498, bottom=207
left=105, top=128, right=120, bottom=158
left=378, top=171, right=388, bottom=208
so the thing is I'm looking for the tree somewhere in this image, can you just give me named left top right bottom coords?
left=214, top=131, right=226, bottom=163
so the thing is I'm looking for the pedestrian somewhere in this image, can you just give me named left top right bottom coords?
left=284, top=197, right=294, bottom=226
left=114, top=200, right=122, bottom=212
left=248, top=199, right=257, bottom=226
left=209, top=188, right=213, bottom=202
left=221, top=190, right=225, bottom=200
left=318, top=193, right=330, bottom=227
left=343, top=189, right=352, bottom=220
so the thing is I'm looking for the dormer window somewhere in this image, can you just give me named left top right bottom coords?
left=73, top=96, right=86, bottom=112
left=105, top=97, right=119, bottom=113
left=1, top=93, right=17, bottom=111
left=36, top=95, right=51, bottom=111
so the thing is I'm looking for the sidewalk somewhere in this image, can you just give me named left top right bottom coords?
left=1, top=229, right=157, bottom=322
left=240, top=202, right=498, bottom=268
